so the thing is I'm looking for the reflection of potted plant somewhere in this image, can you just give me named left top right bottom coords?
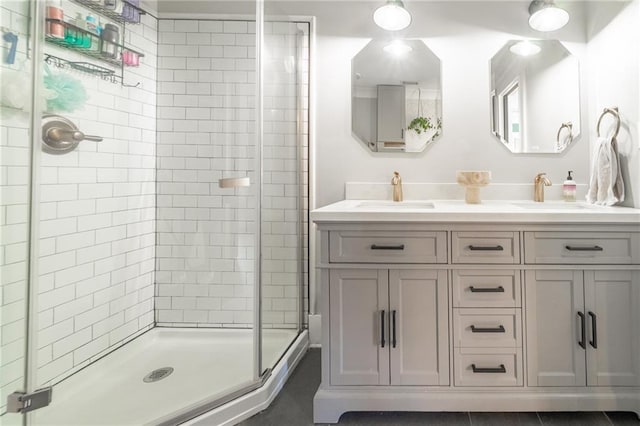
left=408, top=116, right=432, bottom=134
left=408, top=89, right=434, bottom=135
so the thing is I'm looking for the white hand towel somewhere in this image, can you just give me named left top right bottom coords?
left=586, top=136, right=625, bottom=205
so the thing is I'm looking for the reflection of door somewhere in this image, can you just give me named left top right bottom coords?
left=377, top=85, right=405, bottom=144
left=503, top=81, right=521, bottom=149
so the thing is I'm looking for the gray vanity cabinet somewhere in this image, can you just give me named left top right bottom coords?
left=313, top=219, right=640, bottom=424
left=328, top=268, right=449, bottom=386
left=524, top=228, right=640, bottom=389
left=526, top=270, right=640, bottom=387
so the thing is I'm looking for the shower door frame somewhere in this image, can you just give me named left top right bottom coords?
left=12, top=0, right=312, bottom=423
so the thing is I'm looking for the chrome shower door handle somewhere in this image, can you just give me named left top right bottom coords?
left=218, top=177, right=251, bottom=188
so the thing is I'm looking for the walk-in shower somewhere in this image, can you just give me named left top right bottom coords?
left=0, top=0, right=310, bottom=424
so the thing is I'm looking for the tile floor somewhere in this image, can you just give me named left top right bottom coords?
left=240, top=349, right=640, bottom=426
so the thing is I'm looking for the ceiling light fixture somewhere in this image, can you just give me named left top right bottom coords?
left=374, top=0, right=412, bottom=31
left=510, top=40, right=541, bottom=57
left=528, top=0, right=569, bottom=32
left=383, top=40, right=413, bottom=56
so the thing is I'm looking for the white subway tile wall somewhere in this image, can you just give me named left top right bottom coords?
left=0, top=0, right=31, bottom=411
left=35, top=2, right=158, bottom=386
left=156, top=20, right=309, bottom=329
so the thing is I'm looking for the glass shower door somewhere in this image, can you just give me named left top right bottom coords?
left=1, top=0, right=38, bottom=424
left=260, top=3, right=310, bottom=370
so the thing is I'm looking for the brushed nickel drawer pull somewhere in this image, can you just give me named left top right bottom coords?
left=468, top=245, right=504, bottom=251
left=370, top=244, right=405, bottom=250
left=565, top=245, right=603, bottom=251
left=470, top=325, right=506, bottom=333
left=469, top=286, right=505, bottom=293
left=471, top=364, right=506, bottom=373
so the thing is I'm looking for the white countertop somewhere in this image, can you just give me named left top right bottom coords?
left=311, top=200, right=640, bottom=224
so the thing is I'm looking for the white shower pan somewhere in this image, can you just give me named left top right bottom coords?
left=34, top=328, right=307, bottom=425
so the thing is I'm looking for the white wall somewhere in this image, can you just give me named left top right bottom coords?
left=36, top=4, right=158, bottom=386
left=155, top=19, right=308, bottom=329
left=586, top=0, right=639, bottom=208
left=281, top=1, right=593, bottom=207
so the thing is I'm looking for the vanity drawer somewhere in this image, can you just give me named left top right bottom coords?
left=454, top=348, right=523, bottom=387
left=524, top=232, right=640, bottom=264
left=452, top=232, right=520, bottom=264
left=453, top=308, right=521, bottom=348
left=453, top=270, right=521, bottom=308
left=329, top=231, right=447, bottom=264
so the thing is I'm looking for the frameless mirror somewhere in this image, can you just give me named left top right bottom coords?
left=352, top=39, right=442, bottom=153
left=490, top=40, right=580, bottom=153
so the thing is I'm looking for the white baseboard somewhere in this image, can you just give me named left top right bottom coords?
left=308, top=314, right=322, bottom=347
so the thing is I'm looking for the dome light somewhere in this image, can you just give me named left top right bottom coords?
left=510, top=40, right=542, bottom=57
left=383, top=40, right=413, bottom=56
left=374, top=0, right=412, bottom=31
left=528, top=0, right=570, bottom=32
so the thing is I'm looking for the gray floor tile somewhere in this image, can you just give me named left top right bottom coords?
left=538, top=411, right=610, bottom=426
left=606, top=412, right=640, bottom=425
left=239, top=348, right=320, bottom=426
left=470, top=412, right=541, bottom=425
left=240, top=349, right=628, bottom=426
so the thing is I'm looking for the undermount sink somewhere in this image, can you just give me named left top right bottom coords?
left=512, top=202, right=591, bottom=210
left=356, top=201, right=435, bottom=209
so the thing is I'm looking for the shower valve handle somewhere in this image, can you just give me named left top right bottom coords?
left=42, top=114, right=104, bottom=154
left=47, top=128, right=103, bottom=143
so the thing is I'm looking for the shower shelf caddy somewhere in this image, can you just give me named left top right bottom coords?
left=44, top=0, right=147, bottom=86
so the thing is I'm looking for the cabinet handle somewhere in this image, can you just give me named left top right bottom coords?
left=469, top=286, right=505, bottom=293
left=565, top=245, right=603, bottom=251
left=588, top=311, right=598, bottom=349
left=371, top=244, right=405, bottom=250
left=577, top=311, right=586, bottom=349
left=392, top=310, right=397, bottom=348
left=468, top=245, right=504, bottom=251
left=470, top=325, right=505, bottom=333
left=380, top=310, right=385, bottom=348
left=471, top=364, right=506, bottom=374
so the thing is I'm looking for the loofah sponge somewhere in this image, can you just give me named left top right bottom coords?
left=43, top=64, right=88, bottom=112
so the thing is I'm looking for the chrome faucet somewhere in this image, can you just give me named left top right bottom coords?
left=534, top=172, right=552, bottom=202
left=391, top=171, right=403, bottom=202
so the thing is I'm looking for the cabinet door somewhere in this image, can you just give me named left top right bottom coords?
left=329, top=269, right=389, bottom=385
left=389, top=270, right=449, bottom=385
left=377, top=85, right=405, bottom=143
left=525, top=270, right=586, bottom=386
left=585, top=270, right=640, bottom=386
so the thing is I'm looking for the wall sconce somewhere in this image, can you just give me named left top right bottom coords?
left=374, top=0, right=412, bottom=31
left=528, top=0, right=569, bottom=32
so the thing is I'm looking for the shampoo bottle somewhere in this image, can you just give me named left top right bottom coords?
left=563, top=171, right=576, bottom=202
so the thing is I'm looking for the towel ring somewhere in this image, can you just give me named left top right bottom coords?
left=556, top=122, right=573, bottom=150
left=596, top=107, right=620, bottom=138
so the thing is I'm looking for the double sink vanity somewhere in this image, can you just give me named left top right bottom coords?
left=311, top=198, right=640, bottom=423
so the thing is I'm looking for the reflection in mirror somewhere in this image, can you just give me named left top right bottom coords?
left=352, top=39, right=442, bottom=153
left=490, top=40, right=580, bottom=153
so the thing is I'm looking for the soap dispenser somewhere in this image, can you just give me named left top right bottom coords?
left=563, top=171, right=576, bottom=202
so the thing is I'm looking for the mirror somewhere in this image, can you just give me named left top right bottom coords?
left=352, top=39, right=442, bottom=153
left=490, top=40, right=580, bottom=153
